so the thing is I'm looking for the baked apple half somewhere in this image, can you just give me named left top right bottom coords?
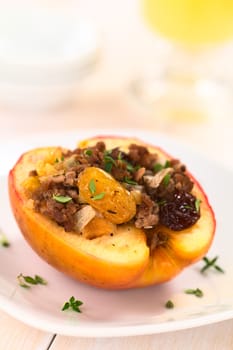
left=8, top=136, right=215, bottom=289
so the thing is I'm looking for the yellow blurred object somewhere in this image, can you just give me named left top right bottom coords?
left=143, top=0, right=233, bottom=46
left=157, top=106, right=207, bottom=123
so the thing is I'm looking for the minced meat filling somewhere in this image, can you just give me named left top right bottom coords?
left=29, top=142, right=200, bottom=233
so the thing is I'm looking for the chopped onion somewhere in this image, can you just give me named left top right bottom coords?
left=144, top=168, right=173, bottom=188
left=75, top=205, right=96, bottom=232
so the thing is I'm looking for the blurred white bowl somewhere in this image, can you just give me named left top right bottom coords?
left=0, top=5, right=100, bottom=109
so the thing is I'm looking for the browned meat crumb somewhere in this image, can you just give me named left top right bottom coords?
left=127, top=144, right=158, bottom=170
left=135, top=193, right=159, bottom=229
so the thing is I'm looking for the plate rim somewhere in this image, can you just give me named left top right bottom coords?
left=0, top=291, right=233, bottom=337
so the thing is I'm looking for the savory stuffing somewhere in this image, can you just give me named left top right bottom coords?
left=26, top=141, right=201, bottom=240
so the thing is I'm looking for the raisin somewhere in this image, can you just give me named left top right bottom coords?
left=159, top=191, right=200, bottom=231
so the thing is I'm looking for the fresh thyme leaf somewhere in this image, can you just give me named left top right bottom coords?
left=164, top=160, right=171, bottom=168
left=104, top=162, right=113, bottom=173
left=200, top=256, right=224, bottom=274
left=195, top=198, right=201, bottom=212
left=153, top=163, right=163, bottom=173
left=34, top=275, right=48, bottom=285
left=89, top=180, right=105, bottom=200
left=183, top=205, right=193, bottom=209
left=162, top=173, right=171, bottom=187
left=104, top=155, right=116, bottom=166
left=70, top=296, right=75, bottom=303
left=103, top=153, right=116, bottom=173
left=92, top=192, right=105, bottom=200
left=165, top=300, right=174, bottom=309
left=201, top=256, right=218, bottom=273
left=117, top=151, right=123, bottom=160
left=24, top=276, right=38, bottom=285
left=52, top=195, right=72, bottom=204
left=153, top=160, right=171, bottom=173
left=0, top=231, right=10, bottom=247
left=1, top=240, right=10, bottom=247
left=84, top=149, right=93, bottom=156
left=62, top=302, right=70, bottom=311
left=62, top=296, right=83, bottom=313
left=126, top=163, right=135, bottom=172
left=88, top=179, right=96, bottom=194
left=124, top=177, right=138, bottom=185
left=214, top=265, right=225, bottom=273
left=20, top=283, right=31, bottom=289
left=157, top=200, right=167, bottom=206
left=55, top=156, right=64, bottom=163
left=203, top=256, right=209, bottom=264
left=185, top=288, right=203, bottom=298
left=134, top=165, right=141, bottom=171
left=104, top=149, right=112, bottom=156
left=72, top=301, right=83, bottom=312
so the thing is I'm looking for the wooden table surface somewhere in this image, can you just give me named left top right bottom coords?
left=0, top=1, right=233, bottom=349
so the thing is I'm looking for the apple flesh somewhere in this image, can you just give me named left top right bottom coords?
left=8, top=137, right=215, bottom=289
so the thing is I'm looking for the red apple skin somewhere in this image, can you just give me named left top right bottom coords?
left=8, top=137, right=216, bottom=289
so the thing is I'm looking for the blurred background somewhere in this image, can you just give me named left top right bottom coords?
left=0, top=0, right=233, bottom=168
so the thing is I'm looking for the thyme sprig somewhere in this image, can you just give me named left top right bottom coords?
left=185, top=288, right=204, bottom=298
left=200, top=256, right=224, bottom=274
left=62, top=296, right=83, bottom=313
left=17, top=273, right=47, bottom=288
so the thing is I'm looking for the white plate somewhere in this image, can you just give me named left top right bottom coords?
left=0, top=129, right=232, bottom=337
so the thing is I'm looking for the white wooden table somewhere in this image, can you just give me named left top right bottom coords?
left=0, top=1, right=233, bottom=349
